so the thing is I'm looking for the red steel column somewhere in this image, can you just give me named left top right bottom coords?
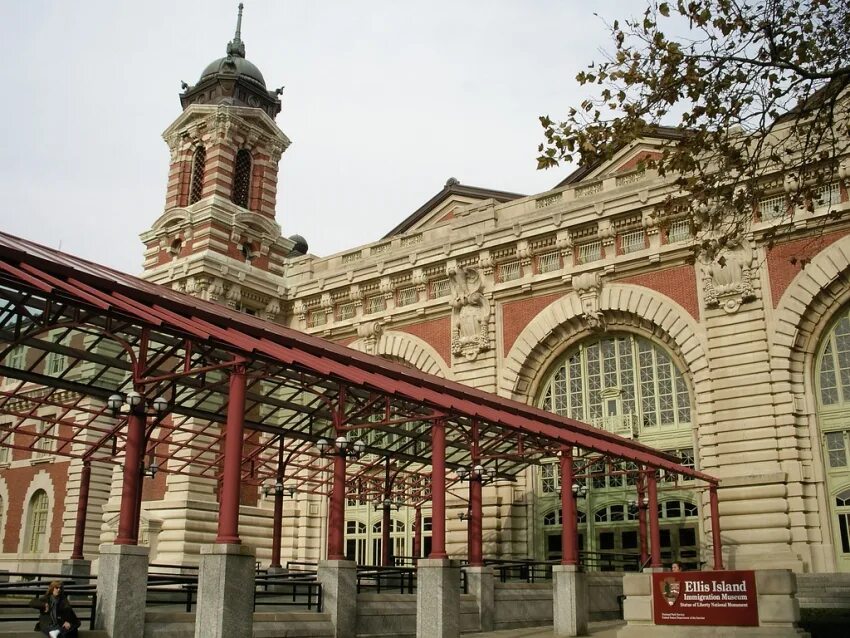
left=271, top=443, right=284, bottom=569
left=560, top=446, right=577, bottom=565
left=382, top=459, right=392, bottom=566
left=637, top=476, right=648, bottom=566
left=469, top=421, right=483, bottom=567
left=709, top=484, right=724, bottom=569
left=413, top=506, right=422, bottom=562
left=469, top=476, right=483, bottom=566
left=429, top=418, right=447, bottom=559
left=327, top=452, right=347, bottom=560
left=115, top=410, right=145, bottom=545
left=70, top=460, right=91, bottom=559
left=217, top=365, right=246, bottom=544
left=647, top=470, right=662, bottom=568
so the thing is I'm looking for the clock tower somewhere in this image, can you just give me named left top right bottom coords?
left=141, top=3, right=298, bottom=321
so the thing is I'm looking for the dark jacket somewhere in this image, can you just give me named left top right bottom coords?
left=28, top=593, right=80, bottom=637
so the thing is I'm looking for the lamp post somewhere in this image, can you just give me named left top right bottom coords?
left=315, top=434, right=364, bottom=561
left=629, top=494, right=650, bottom=567
left=264, top=478, right=295, bottom=569
left=107, top=391, right=168, bottom=546
left=456, top=463, right=496, bottom=567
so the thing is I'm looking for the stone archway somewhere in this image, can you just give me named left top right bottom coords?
left=772, top=233, right=850, bottom=572
left=500, top=283, right=710, bottom=409
left=350, top=328, right=451, bottom=379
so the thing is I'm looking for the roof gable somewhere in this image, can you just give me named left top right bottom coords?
left=383, top=178, right=525, bottom=238
left=554, top=126, right=686, bottom=188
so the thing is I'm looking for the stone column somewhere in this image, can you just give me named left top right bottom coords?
left=417, top=558, right=460, bottom=638
left=95, top=544, right=149, bottom=638
left=553, top=564, right=588, bottom=637
left=465, top=565, right=494, bottom=632
left=318, top=559, right=357, bottom=638
left=194, top=544, right=255, bottom=638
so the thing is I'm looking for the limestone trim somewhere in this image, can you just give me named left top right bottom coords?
left=17, top=471, right=55, bottom=556
left=0, top=477, right=9, bottom=550
left=771, top=233, right=850, bottom=570
left=349, top=330, right=451, bottom=380
left=499, top=283, right=710, bottom=410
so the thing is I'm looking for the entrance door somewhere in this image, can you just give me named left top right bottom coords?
left=833, top=489, right=850, bottom=571
left=659, top=525, right=699, bottom=570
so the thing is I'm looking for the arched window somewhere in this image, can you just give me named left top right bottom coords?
left=815, top=310, right=850, bottom=570
left=189, top=146, right=206, bottom=205
left=539, top=334, right=691, bottom=437
left=26, top=490, right=49, bottom=553
left=232, top=149, right=252, bottom=209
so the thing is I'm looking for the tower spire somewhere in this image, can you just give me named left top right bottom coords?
left=227, top=3, right=246, bottom=58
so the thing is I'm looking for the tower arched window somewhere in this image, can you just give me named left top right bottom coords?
left=232, top=149, right=252, bottom=209
left=189, top=146, right=206, bottom=205
left=26, top=489, right=49, bottom=553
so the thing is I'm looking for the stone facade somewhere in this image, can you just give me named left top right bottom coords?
left=2, top=17, right=850, bottom=582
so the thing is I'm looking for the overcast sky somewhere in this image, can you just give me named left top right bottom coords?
left=0, top=0, right=634, bottom=275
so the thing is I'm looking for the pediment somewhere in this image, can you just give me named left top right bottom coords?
left=555, top=127, right=686, bottom=188
left=383, top=179, right=524, bottom=238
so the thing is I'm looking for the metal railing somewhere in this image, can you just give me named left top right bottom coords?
left=356, top=566, right=416, bottom=594
left=0, top=572, right=97, bottom=630
left=483, top=559, right=555, bottom=583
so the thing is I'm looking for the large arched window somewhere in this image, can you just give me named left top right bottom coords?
left=539, top=334, right=691, bottom=439
left=189, top=146, right=206, bottom=205
left=26, top=489, right=49, bottom=553
left=536, top=334, right=698, bottom=569
left=232, top=149, right=252, bottom=209
left=815, top=309, right=850, bottom=571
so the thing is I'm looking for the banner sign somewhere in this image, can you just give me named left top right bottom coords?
left=652, top=570, right=758, bottom=626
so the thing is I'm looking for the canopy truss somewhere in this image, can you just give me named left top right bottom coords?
left=0, top=232, right=717, bottom=510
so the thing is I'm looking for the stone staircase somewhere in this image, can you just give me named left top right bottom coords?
left=142, top=610, right=335, bottom=638
left=796, top=573, right=850, bottom=609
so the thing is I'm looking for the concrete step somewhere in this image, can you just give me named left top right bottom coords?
left=142, top=610, right=335, bottom=638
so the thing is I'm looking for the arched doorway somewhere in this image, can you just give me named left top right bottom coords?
left=535, top=333, right=699, bottom=569
left=814, top=309, right=850, bottom=571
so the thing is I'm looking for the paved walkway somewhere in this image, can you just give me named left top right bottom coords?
left=465, top=620, right=625, bottom=637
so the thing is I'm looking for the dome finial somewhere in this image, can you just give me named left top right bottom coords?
left=227, top=3, right=246, bottom=58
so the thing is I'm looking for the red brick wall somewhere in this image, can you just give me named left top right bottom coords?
left=396, top=317, right=452, bottom=366
left=616, top=150, right=661, bottom=173
left=1, top=461, right=70, bottom=553
left=622, top=265, right=700, bottom=319
left=767, top=229, right=849, bottom=307
left=502, top=292, right=564, bottom=355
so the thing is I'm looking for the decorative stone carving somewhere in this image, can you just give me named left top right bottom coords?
left=447, top=265, right=491, bottom=360
left=293, top=300, right=307, bottom=321
left=556, top=230, right=573, bottom=260
left=573, top=272, right=605, bottom=331
left=699, top=237, right=756, bottom=313
left=261, top=297, right=281, bottom=321
left=356, top=321, right=383, bottom=355
left=225, top=284, right=242, bottom=309
left=208, top=278, right=225, bottom=303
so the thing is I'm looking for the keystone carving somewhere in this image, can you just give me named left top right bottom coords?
left=699, top=237, right=756, bottom=314
left=573, top=272, right=605, bottom=331
left=356, top=321, right=384, bottom=355
left=447, top=265, right=491, bottom=361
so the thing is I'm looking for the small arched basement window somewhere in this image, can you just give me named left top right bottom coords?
left=232, top=149, right=252, bottom=209
left=189, top=146, right=206, bottom=205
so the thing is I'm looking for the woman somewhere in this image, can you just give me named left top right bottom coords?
left=29, top=580, right=80, bottom=638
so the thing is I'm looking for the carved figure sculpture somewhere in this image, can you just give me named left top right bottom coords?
left=448, top=266, right=491, bottom=360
